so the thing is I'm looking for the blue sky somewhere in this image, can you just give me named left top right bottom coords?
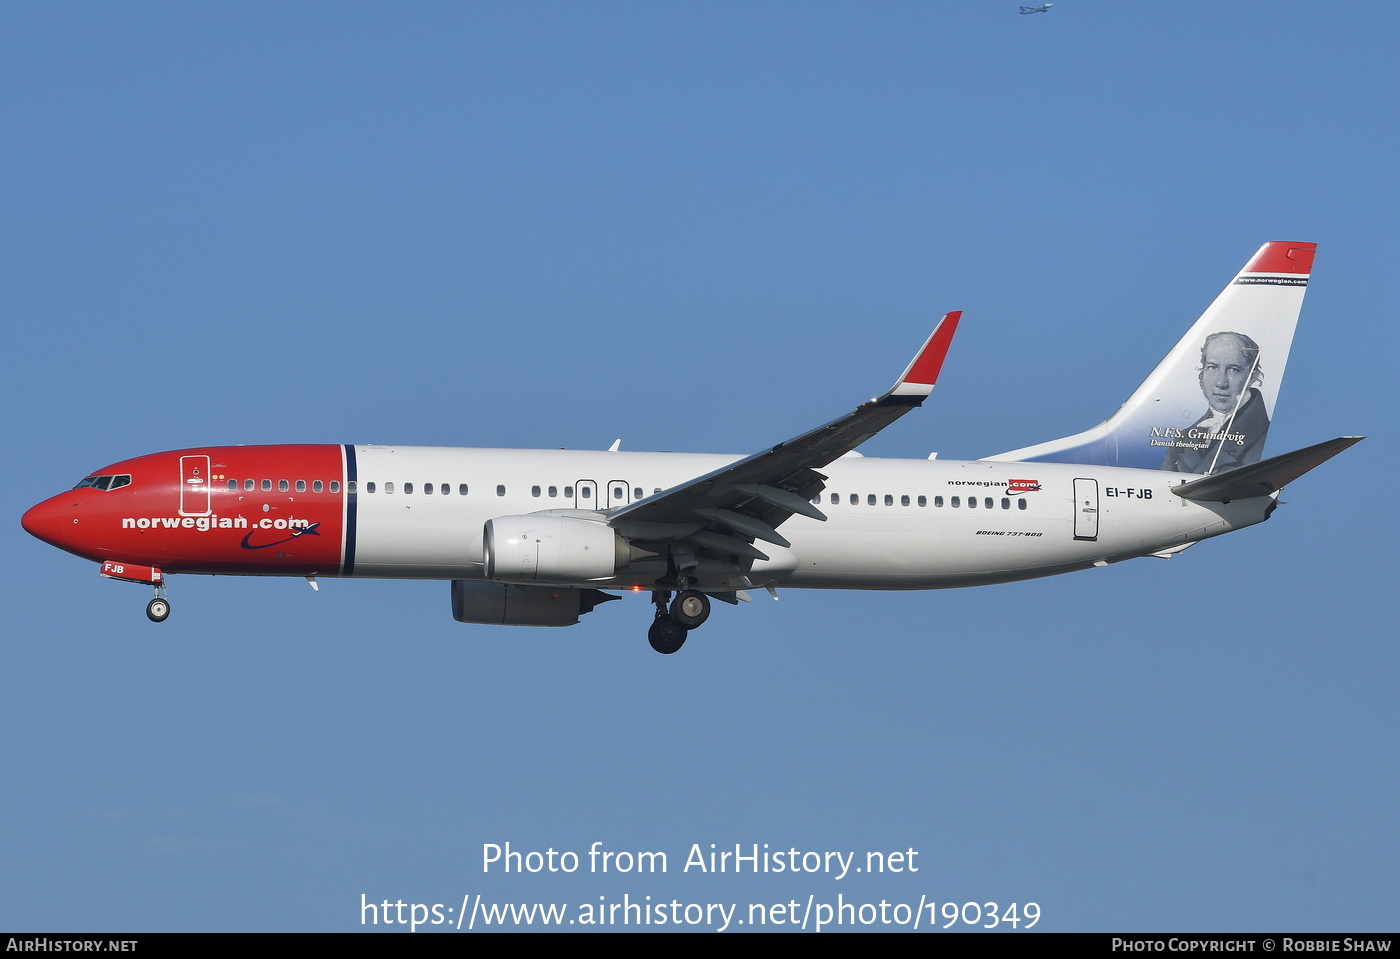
left=3, top=1, right=1395, bottom=932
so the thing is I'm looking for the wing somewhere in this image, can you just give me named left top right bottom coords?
left=608, top=312, right=961, bottom=564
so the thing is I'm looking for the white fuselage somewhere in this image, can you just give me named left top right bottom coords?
left=348, top=446, right=1265, bottom=589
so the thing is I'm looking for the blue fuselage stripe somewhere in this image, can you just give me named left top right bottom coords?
left=343, top=444, right=358, bottom=576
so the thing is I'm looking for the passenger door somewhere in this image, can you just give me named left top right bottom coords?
left=1073, top=478, right=1099, bottom=541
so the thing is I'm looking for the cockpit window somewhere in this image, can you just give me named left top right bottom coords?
left=73, top=474, right=132, bottom=491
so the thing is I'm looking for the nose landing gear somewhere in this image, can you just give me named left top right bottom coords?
left=145, top=582, right=171, bottom=623
left=98, top=562, right=170, bottom=623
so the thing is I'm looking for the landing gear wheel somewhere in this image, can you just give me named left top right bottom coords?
left=670, top=589, right=710, bottom=629
left=146, top=598, right=171, bottom=623
left=648, top=617, right=687, bottom=654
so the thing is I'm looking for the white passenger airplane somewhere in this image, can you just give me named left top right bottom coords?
left=22, top=242, right=1359, bottom=653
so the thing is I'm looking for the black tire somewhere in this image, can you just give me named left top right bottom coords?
left=670, top=589, right=710, bottom=629
left=647, top=617, right=687, bottom=654
left=146, top=598, right=171, bottom=623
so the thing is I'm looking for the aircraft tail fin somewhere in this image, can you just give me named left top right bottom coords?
left=987, top=241, right=1316, bottom=474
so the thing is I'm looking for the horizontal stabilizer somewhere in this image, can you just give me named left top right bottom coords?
left=1172, top=436, right=1363, bottom=502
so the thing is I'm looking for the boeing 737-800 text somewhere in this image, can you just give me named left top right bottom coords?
left=22, top=241, right=1360, bottom=653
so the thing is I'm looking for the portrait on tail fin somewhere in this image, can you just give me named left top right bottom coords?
left=988, top=241, right=1310, bottom=472
left=1160, top=331, right=1270, bottom=474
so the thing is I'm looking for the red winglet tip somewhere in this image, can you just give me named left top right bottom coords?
left=901, top=311, right=961, bottom=387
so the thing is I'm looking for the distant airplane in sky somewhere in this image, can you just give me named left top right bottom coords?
left=23, top=243, right=1359, bottom=653
left=1019, top=4, right=1053, bottom=13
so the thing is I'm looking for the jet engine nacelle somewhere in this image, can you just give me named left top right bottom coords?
left=484, top=513, right=631, bottom=583
left=450, top=580, right=617, bottom=627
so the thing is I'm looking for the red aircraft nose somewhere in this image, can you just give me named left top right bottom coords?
left=22, top=494, right=96, bottom=559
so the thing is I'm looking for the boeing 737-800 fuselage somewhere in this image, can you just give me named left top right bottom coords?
left=22, top=242, right=1359, bottom=653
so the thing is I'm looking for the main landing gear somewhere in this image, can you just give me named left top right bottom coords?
left=647, top=588, right=712, bottom=654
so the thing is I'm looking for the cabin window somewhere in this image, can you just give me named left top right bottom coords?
left=441, top=484, right=449, bottom=495
left=385, top=482, right=395, bottom=494
left=497, top=485, right=506, bottom=496
left=951, top=496, right=960, bottom=508
left=867, top=494, right=876, bottom=506
left=919, top=495, right=928, bottom=507
left=262, top=480, right=272, bottom=491
left=1001, top=497, right=1010, bottom=509
left=1018, top=498, right=1027, bottom=510
left=830, top=493, right=839, bottom=505
left=366, top=482, right=375, bottom=493
left=459, top=484, right=469, bottom=495
left=277, top=480, right=288, bottom=492
left=884, top=494, right=894, bottom=506
left=227, top=479, right=237, bottom=490
left=901, top=494, right=910, bottom=506
left=849, top=493, right=858, bottom=505
left=296, top=480, right=306, bottom=492
left=565, top=486, right=574, bottom=497
left=313, top=480, right=323, bottom=492
left=580, top=487, right=591, bottom=500
left=532, top=486, right=541, bottom=497
left=245, top=479, right=255, bottom=491
left=331, top=481, right=341, bottom=493
left=653, top=488, right=662, bottom=494
left=549, top=486, right=558, bottom=497
left=423, top=483, right=433, bottom=495
left=984, top=497, right=993, bottom=509
left=968, top=496, right=977, bottom=508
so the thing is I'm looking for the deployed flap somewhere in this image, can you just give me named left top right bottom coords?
left=1172, top=436, right=1363, bottom=502
left=609, top=312, right=962, bottom=558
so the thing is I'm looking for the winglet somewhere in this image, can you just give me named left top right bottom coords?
left=888, top=311, right=961, bottom=399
